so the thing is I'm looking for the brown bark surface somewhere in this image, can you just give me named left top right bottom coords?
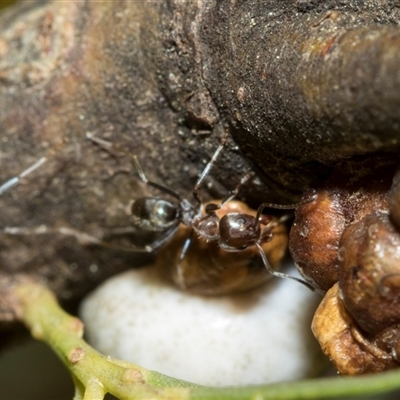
left=1, top=0, right=400, bottom=327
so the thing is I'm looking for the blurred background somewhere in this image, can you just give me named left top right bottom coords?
left=0, top=335, right=73, bottom=400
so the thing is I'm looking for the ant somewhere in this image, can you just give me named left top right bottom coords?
left=88, top=131, right=316, bottom=291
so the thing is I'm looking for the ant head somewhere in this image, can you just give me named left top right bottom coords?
left=219, top=213, right=261, bottom=252
left=131, top=198, right=179, bottom=231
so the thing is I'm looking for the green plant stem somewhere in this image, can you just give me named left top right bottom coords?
left=14, top=281, right=195, bottom=400
left=13, top=280, right=400, bottom=400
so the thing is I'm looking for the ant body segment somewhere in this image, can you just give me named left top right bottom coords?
left=89, top=131, right=316, bottom=291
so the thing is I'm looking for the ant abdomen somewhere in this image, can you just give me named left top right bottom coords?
left=157, top=200, right=289, bottom=295
left=131, top=198, right=179, bottom=231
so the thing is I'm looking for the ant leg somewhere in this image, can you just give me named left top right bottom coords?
left=102, top=223, right=179, bottom=253
left=86, top=133, right=116, bottom=152
left=0, top=157, right=48, bottom=195
left=0, top=138, right=68, bottom=196
left=255, top=242, right=315, bottom=291
left=254, top=192, right=318, bottom=230
left=203, top=171, right=255, bottom=214
left=178, top=228, right=194, bottom=262
left=218, top=172, right=254, bottom=207
left=87, top=133, right=183, bottom=201
left=259, top=214, right=291, bottom=242
left=1, top=225, right=158, bottom=253
left=132, top=156, right=182, bottom=201
left=174, top=229, right=194, bottom=289
left=2, top=225, right=105, bottom=246
left=192, top=128, right=229, bottom=205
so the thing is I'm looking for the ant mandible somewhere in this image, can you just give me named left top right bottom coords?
left=88, top=130, right=316, bottom=291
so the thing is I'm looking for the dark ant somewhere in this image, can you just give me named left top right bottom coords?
left=88, top=131, right=316, bottom=291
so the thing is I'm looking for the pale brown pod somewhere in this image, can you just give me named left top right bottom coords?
left=156, top=200, right=288, bottom=295
left=289, top=189, right=345, bottom=292
left=339, top=211, right=400, bottom=336
left=312, top=282, right=398, bottom=374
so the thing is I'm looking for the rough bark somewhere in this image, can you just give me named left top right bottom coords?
left=1, top=0, right=400, bottom=326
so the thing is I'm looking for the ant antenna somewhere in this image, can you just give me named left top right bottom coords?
left=219, top=172, right=255, bottom=206
left=192, top=128, right=229, bottom=205
left=254, top=193, right=317, bottom=231
left=87, top=133, right=183, bottom=202
left=132, top=156, right=182, bottom=201
left=204, top=172, right=255, bottom=213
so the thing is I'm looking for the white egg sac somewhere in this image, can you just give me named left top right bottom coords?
left=79, top=263, right=327, bottom=386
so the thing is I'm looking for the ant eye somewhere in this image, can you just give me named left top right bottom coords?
left=131, top=198, right=177, bottom=231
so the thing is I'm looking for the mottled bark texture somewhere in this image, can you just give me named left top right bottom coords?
left=1, top=0, right=400, bottom=326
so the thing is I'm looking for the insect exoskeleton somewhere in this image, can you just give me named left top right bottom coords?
left=155, top=200, right=288, bottom=295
